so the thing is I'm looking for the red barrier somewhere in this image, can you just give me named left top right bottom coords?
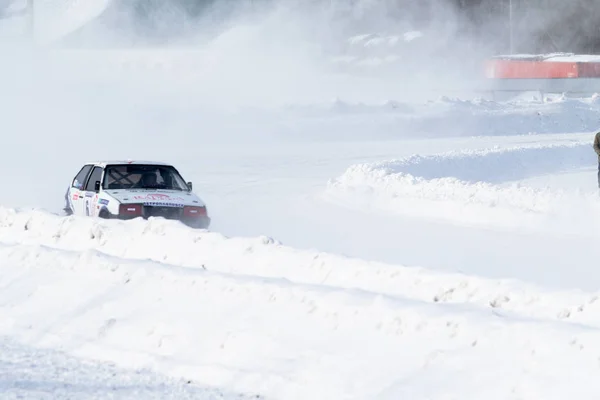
left=485, top=58, right=600, bottom=79
left=485, top=59, right=578, bottom=79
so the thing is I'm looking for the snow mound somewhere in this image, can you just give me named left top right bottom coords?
left=363, top=142, right=593, bottom=183
left=347, top=32, right=423, bottom=48
left=0, top=207, right=597, bottom=326
left=2, top=209, right=600, bottom=398
left=336, top=32, right=425, bottom=71
left=324, top=142, right=600, bottom=229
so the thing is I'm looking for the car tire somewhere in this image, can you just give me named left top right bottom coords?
left=98, top=209, right=111, bottom=219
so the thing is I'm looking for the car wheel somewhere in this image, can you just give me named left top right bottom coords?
left=98, top=209, right=110, bottom=219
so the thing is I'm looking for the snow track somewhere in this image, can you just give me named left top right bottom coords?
left=325, top=141, right=600, bottom=229
left=0, top=336, right=244, bottom=400
left=2, top=210, right=600, bottom=398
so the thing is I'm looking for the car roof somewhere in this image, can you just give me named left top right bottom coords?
left=85, top=160, right=173, bottom=168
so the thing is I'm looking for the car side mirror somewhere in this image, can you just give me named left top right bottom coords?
left=187, top=181, right=193, bottom=191
left=94, top=181, right=100, bottom=192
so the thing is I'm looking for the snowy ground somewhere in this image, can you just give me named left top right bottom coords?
left=0, top=337, right=255, bottom=399
left=3, top=3, right=600, bottom=398
left=3, top=211, right=600, bottom=399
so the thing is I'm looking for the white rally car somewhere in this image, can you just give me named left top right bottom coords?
left=63, top=160, right=211, bottom=229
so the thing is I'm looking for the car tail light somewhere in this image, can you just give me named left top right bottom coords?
left=119, top=203, right=142, bottom=216
left=183, top=206, right=207, bottom=217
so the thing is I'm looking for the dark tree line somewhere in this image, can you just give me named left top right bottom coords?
left=122, top=0, right=600, bottom=53
left=452, top=0, right=600, bottom=53
left=53, top=0, right=600, bottom=52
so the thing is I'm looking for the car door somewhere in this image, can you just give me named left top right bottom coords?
left=68, top=164, right=93, bottom=216
left=81, top=166, right=104, bottom=217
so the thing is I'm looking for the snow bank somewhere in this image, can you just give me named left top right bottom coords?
left=347, top=32, right=423, bottom=48
left=2, top=210, right=600, bottom=398
left=332, top=31, right=427, bottom=72
left=0, top=207, right=598, bottom=328
left=358, top=142, right=594, bottom=183
left=325, top=141, right=600, bottom=229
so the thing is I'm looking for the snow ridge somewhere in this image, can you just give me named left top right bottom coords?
left=350, top=142, right=593, bottom=183
left=0, top=208, right=598, bottom=327
left=324, top=142, right=600, bottom=228
left=2, top=210, right=600, bottom=398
